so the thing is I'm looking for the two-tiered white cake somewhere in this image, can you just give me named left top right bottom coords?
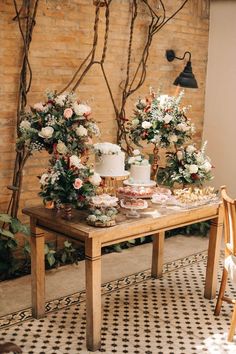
left=93, top=142, right=127, bottom=177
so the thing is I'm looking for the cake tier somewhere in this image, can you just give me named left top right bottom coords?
left=130, top=164, right=151, bottom=184
left=95, top=152, right=126, bottom=177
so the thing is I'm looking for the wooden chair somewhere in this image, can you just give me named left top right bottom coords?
left=214, top=185, right=236, bottom=341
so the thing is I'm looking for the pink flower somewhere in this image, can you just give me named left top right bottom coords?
left=73, top=178, right=83, bottom=190
left=64, top=108, right=73, bottom=119
left=34, top=102, right=46, bottom=112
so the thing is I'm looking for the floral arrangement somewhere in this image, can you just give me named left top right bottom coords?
left=93, top=142, right=121, bottom=155
left=39, top=155, right=102, bottom=209
left=157, top=142, right=213, bottom=187
left=87, top=194, right=119, bottom=226
left=130, top=90, right=194, bottom=149
left=18, top=91, right=100, bottom=156
left=127, top=149, right=149, bottom=166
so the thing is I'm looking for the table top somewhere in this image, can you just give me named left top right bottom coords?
left=23, top=202, right=221, bottom=244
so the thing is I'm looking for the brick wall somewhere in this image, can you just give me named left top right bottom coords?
left=1, top=0, right=209, bottom=220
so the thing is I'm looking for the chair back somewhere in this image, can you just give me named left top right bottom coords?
left=221, top=185, right=236, bottom=256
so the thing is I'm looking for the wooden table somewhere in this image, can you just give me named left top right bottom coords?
left=23, top=202, right=223, bottom=352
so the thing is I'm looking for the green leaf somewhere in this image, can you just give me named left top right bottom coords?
left=113, top=244, right=123, bottom=253
left=0, top=228, right=15, bottom=239
left=24, top=241, right=31, bottom=254
left=128, top=239, right=136, bottom=245
left=0, top=214, right=12, bottom=223
left=47, top=253, right=56, bottom=267
left=10, top=219, right=22, bottom=234
left=61, top=252, right=67, bottom=263
left=64, top=240, right=71, bottom=248
left=44, top=243, right=49, bottom=255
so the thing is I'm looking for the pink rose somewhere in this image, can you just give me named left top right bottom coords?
left=73, top=178, right=83, bottom=190
left=64, top=108, right=73, bottom=119
left=34, top=102, right=46, bottom=112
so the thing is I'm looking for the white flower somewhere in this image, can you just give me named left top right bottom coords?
left=73, top=103, right=91, bottom=116
left=158, top=95, right=169, bottom=109
left=196, top=152, right=205, bottom=164
left=20, top=120, right=31, bottom=130
left=57, top=140, right=68, bottom=154
left=133, top=149, right=140, bottom=156
left=142, top=121, right=152, bottom=129
left=135, top=155, right=142, bottom=161
left=132, top=118, right=139, bottom=127
left=186, top=145, right=196, bottom=154
left=70, top=155, right=81, bottom=168
left=88, top=123, right=100, bottom=136
left=201, top=161, right=212, bottom=173
left=176, top=123, right=189, bottom=132
left=39, top=173, right=49, bottom=186
left=188, top=164, right=199, bottom=174
left=38, top=126, right=54, bottom=139
left=128, top=157, right=136, bottom=164
left=76, top=125, right=88, bottom=137
left=55, top=94, right=67, bottom=107
left=168, top=134, right=178, bottom=143
left=89, top=172, right=102, bottom=186
left=177, top=151, right=184, bottom=161
left=94, top=142, right=121, bottom=155
left=151, top=135, right=161, bottom=144
left=163, top=114, right=173, bottom=124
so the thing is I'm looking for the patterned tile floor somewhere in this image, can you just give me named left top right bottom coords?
left=0, top=251, right=236, bottom=354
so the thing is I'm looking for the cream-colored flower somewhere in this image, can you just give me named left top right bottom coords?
left=176, top=123, right=189, bottom=132
left=73, top=103, right=91, bottom=116
left=34, top=102, right=46, bottom=112
left=55, top=94, right=67, bottom=107
left=69, top=155, right=81, bottom=168
left=39, top=173, right=49, bottom=186
left=201, top=161, right=212, bottom=173
left=128, top=157, right=136, bottom=164
left=158, top=95, right=169, bottom=109
left=163, top=114, right=173, bottom=124
left=38, top=126, right=54, bottom=139
left=20, top=120, right=31, bottom=130
left=188, top=164, right=198, bottom=174
left=168, top=134, right=178, bottom=143
left=186, top=145, right=196, bottom=154
left=89, top=172, right=102, bottom=186
left=142, top=121, right=152, bottom=129
left=76, top=125, right=88, bottom=137
left=56, top=141, right=68, bottom=154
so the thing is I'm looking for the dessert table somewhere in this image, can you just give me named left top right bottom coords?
left=23, top=202, right=223, bottom=352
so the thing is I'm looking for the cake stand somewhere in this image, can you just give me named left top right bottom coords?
left=120, top=199, right=148, bottom=218
left=123, top=179, right=156, bottom=187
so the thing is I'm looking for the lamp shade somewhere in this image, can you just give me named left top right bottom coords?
left=173, top=61, right=198, bottom=88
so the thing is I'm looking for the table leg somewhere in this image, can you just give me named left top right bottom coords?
left=204, top=205, right=224, bottom=299
left=30, top=218, right=45, bottom=318
left=151, top=232, right=165, bottom=278
left=85, top=238, right=102, bottom=352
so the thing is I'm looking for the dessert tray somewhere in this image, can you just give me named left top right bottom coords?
left=151, top=187, right=219, bottom=209
left=120, top=198, right=148, bottom=218
left=117, top=185, right=156, bottom=199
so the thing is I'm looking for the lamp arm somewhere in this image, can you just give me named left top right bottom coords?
left=174, top=51, right=191, bottom=62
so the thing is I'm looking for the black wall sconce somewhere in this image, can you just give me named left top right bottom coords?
left=166, top=49, right=198, bottom=89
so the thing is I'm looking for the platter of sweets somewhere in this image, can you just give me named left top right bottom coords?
left=117, top=186, right=155, bottom=199
left=172, top=187, right=219, bottom=209
left=120, top=198, right=148, bottom=218
left=90, top=194, right=119, bottom=208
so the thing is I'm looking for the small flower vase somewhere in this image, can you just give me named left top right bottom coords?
left=63, top=203, right=73, bottom=221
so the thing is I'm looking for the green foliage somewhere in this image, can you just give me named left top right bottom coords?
left=0, top=213, right=29, bottom=280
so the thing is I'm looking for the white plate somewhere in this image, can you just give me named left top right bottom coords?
left=99, top=171, right=130, bottom=178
